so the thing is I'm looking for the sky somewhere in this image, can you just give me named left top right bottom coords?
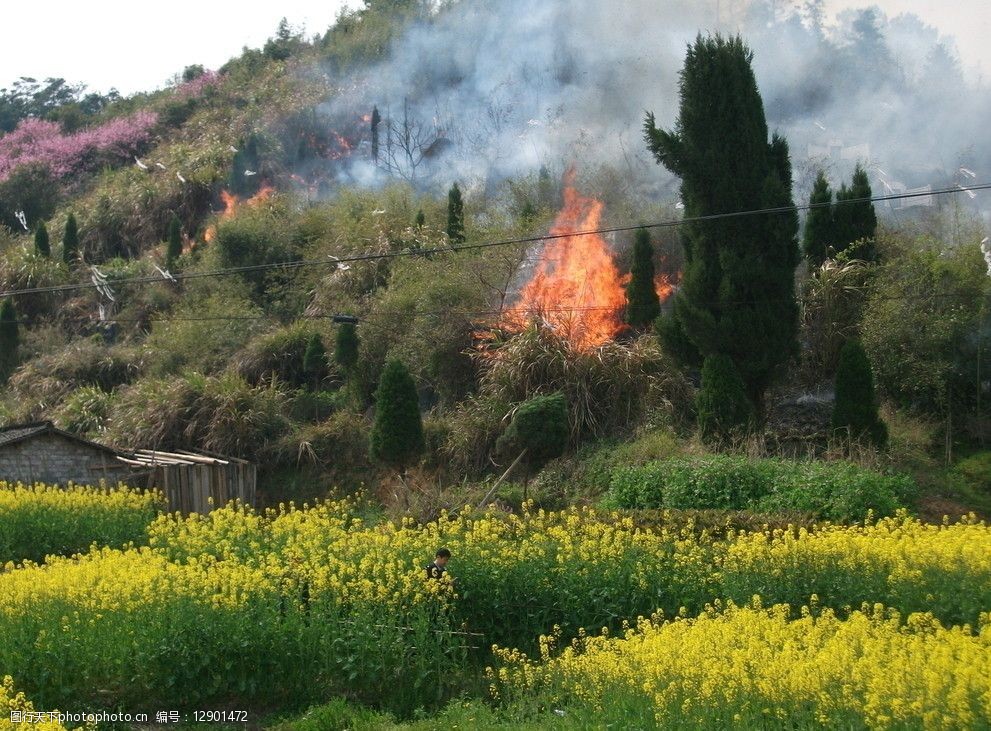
left=0, top=1, right=988, bottom=95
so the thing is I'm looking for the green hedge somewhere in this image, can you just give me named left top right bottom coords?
left=605, top=456, right=915, bottom=521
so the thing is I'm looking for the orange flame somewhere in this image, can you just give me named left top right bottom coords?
left=501, top=170, right=674, bottom=350
left=204, top=185, right=274, bottom=242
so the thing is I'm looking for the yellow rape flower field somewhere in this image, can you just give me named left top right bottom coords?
left=0, top=486, right=990, bottom=728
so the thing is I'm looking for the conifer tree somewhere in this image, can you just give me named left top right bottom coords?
left=833, top=164, right=878, bottom=262
left=696, top=354, right=754, bottom=442
left=831, top=338, right=887, bottom=447
left=0, top=299, right=19, bottom=382
left=62, top=213, right=78, bottom=268
left=625, top=227, right=661, bottom=329
left=370, top=106, right=381, bottom=163
left=645, top=34, right=799, bottom=415
left=166, top=214, right=182, bottom=268
left=34, top=221, right=50, bottom=257
left=803, top=170, right=834, bottom=269
left=370, top=359, right=424, bottom=474
left=446, top=182, right=464, bottom=244
left=302, top=333, right=328, bottom=390
left=414, top=209, right=425, bottom=228
left=334, top=322, right=359, bottom=373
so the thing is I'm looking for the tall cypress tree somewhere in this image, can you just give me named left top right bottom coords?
left=166, top=214, right=182, bottom=268
left=625, top=227, right=661, bottom=329
left=370, top=359, right=424, bottom=474
left=696, top=354, right=754, bottom=442
left=831, top=338, right=887, bottom=447
left=302, top=333, right=328, bottom=390
left=644, top=34, right=799, bottom=415
left=834, top=164, right=877, bottom=262
left=34, top=221, right=50, bottom=257
left=62, top=213, right=79, bottom=268
left=370, top=106, right=381, bottom=163
left=803, top=170, right=834, bottom=269
left=334, top=322, right=359, bottom=373
left=0, top=299, right=19, bottom=382
left=446, top=182, right=465, bottom=244
left=414, top=209, right=425, bottom=229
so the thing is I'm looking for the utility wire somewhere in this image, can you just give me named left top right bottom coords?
left=12, top=287, right=984, bottom=330
left=0, top=182, right=986, bottom=300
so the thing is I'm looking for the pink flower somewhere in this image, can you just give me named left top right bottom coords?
left=0, top=110, right=159, bottom=182
left=174, top=70, right=220, bottom=100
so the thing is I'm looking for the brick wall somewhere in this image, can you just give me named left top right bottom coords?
left=0, top=434, right=132, bottom=486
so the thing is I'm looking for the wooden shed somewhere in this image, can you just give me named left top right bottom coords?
left=117, top=449, right=256, bottom=515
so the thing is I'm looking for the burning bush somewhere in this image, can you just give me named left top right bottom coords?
left=478, top=324, right=692, bottom=444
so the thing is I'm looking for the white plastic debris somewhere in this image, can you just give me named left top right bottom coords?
left=134, top=156, right=148, bottom=170
left=244, top=169, right=257, bottom=176
left=14, top=210, right=28, bottom=231
left=155, top=162, right=167, bottom=170
left=154, top=264, right=176, bottom=283
left=229, top=145, right=239, bottom=153
left=176, top=172, right=187, bottom=184
left=957, top=183, right=977, bottom=200
left=371, top=209, right=386, bottom=215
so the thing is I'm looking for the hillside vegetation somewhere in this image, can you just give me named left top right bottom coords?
left=0, top=0, right=990, bottom=726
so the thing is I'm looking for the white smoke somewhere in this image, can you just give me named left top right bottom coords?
left=308, top=0, right=991, bottom=212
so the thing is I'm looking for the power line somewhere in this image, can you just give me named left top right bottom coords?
left=0, top=182, right=986, bottom=300
left=15, top=287, right=984, bottom=330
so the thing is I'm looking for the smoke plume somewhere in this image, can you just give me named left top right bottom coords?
left=309, top=0, right=991, bottom=216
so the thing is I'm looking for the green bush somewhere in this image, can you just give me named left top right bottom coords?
left=106, top=372, right=289, bottom=459
left=954, top=452, right=991, bottom=494
left=143, top=282, right=263, bottom=376
left=606, top=456, right=914, bottom=521
left=696, top=355, right=753, bottom=442
left=234, top=321, right=327, bottom=388
left=53, top=385, right=115, bottom=437
left=832, top=338, right=887, bottom=448
left=496, top=393, right=569, bottom=470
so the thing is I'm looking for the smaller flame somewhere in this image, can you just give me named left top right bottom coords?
left=204, top=185, right=275, bottom=242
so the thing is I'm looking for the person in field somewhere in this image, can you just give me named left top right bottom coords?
left=426, top=547, right=451, bottom=580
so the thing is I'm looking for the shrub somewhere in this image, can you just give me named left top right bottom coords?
left=106, top=372, right=289, bottom=459
left=52, top=385, right=115, bottom=437
left=302, top=333, right=328, bottom=389
left=696, top=355, right=753, bottom=442
left=144, top=283, right=263, bottom=376
left=233, top=321, right=325, bottom=387
left=606, top=456, right=914, bottom=521
left=0, top=112, right=158, bottom=183
left=276, top=411, right=371, bottom=473
left=832, top=338, right=887, bottom=448
left=6, top=341, right=142, bottom=417
left=479, top=325, right=692, bottom=443
left=0, top=163, right=60, bottom=231
left=213, top=201, right=301, bottom=296
left=370, top=359, right=424, bottom=473
left=495, top=393, right=569, bottom=472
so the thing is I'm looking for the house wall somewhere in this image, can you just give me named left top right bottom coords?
left=0, top=434, right=131, bottom=486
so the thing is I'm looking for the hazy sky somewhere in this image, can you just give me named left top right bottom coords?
left=0, top=1, right=988, bottom=95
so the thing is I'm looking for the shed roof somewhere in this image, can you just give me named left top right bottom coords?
left=0, top=421, right=123, bottom=456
